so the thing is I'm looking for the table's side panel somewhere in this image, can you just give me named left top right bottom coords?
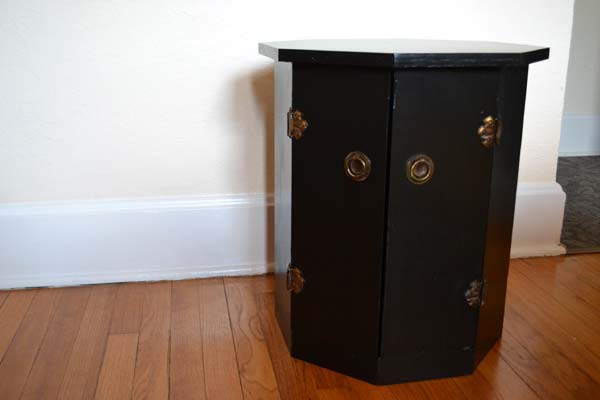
left=274, top=61, right=293, bottom=349
left=475, top=67, right=529, bottom=364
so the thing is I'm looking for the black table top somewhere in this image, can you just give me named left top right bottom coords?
left=259, top=39, right=549, bottom=68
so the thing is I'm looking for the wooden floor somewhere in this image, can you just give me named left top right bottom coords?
left=0, top=255, right=600, bottom=399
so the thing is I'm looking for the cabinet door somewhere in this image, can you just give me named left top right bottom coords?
left=379, top=68, right=500, bottom=382
left=291, top=64, right=391, bottom=381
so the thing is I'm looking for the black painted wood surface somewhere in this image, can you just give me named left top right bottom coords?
left=378, top=68, right=499, bottom=383
left=290, top=64, right=392, bottom=380
left=475, top=67, right=529, bottom=364
left=260, top=39, right=549, bottom=68
left=262, top=39, right=548, bottom=385
left=273, top=61, right=293, bottom=349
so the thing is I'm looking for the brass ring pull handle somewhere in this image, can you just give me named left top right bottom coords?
left=407, top=154, right=434, bottom=185
left=344, top=151, right=371, bottom=182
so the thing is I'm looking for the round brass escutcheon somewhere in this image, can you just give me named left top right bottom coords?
left=407, top=154, right=434, bottom=185
left=344, top=151, right=371, bottom=182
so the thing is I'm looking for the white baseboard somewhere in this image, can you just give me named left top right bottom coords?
left=0, top=183, right=565, bottom=289
left=559, top=114, right=600, bottom=156
left=0, top=194, right=274, bottom=289
left=510, top=182, right=566, bottom=258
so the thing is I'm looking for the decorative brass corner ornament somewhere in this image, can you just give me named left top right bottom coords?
left=287, top=265, right=305, bottom=294
left=477, top=116, right=501, bottom=148
left=287, top=109, right=308, bottom=140
left=465, top=280, right=485, bottom=308
left=344, top=151, right=372, bottom=182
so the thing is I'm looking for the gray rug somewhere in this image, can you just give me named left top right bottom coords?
left=556, top=156, right=600, bottom=253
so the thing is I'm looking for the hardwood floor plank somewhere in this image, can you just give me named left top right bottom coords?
left=58, top=284, right=118, bottom=400
left=21, top=286, right=91, bottom=400
left=417, top=379, right=467, bottom=400
left=256, top=292, right=304, bottom=400
left=94, top=333, right=138, bottom=400
left=297, top=357, right=395, bottom=400
left=0, top=288, right=62, bottom=399
left=520, top=258, right=600, bottom=312
left=578, top=253, right=600, bottom=272
left=304, top=363, right=355, bottom=400
left=387, top=384, right=430, bottom=400
left=344, top=375, right=399, bottom=400
left=198, top=278, right=243, bottom=400
left=452, top=370, right=500, bottom=400
left=513, top=259, right=600, bottom=334
left=301, top=361, right=399, bottom=400
left=0, top=291, right=8, bottom=307
left=0, top=290, right=37, bottom=361
left=506, top=267, right=600, bottom=385
left=502, top=304, right=597, bottom=399
left=0, top=255, right=597, bottom=399
left=225, top=275, right=275, bottom=294
left=170, top=280, right=206, bottom=400
left=224, top=277, right=281, bottom=400
left=309, top=361, right=347, bottom=390
left=500, top=326, right=584, bottom=399
left=477, top=346, right=539, bottom=400
left=562, top=255, right=600, bottom=289
left=509, top=262, right=600, bottom=358
left=132, top=281, right=171, bottom=400
left=292, top=359, right=321, bottom=400
left=110, top=282, right=146, bottom=334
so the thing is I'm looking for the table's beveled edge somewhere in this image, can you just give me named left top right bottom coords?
left=258, top=41, right=550, bottom=68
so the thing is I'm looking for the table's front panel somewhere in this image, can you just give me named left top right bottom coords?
left=290, top=63, right=392, bottom=380
left=379, top=68, right=500, bottom=381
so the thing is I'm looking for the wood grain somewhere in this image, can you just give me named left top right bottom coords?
left=170, top=280, right=206, bottom=400
left=388, top=381, right=432, bottom=400
left=224, top=277, right=280, bottom=400
left=0, top=254, right=598, bottom=400
left=452, top=370, right=500, bottom=400
left=110, top=282, right=146, bottom=334
left=58, top=284, right=118, bottom=400
left=502, top=303, right=595, bottom=399
left=0, top=290, right=36, bottom=361
left=21, top=286, right=91, bottom=400
left=579, top=254, right=600, bottom=271
left=0, top=288, right=62, bottom=399
left=0, top=291, right=8, bottom=308
left=509, top=263, right=600, bottom=358
left=198, top=278, right=243, bottom=400
left=520, top=258, right=600, bottom=312
left=94, top=333, right=138, bottom=400
left=418, top=379, right=467, bottom=400
left=506, top=267, right=600, bottom=388
left=132, top=281, right=171, bottom=400
left=476, top=347, right=539, bottom=400
left=558, top=255, right=600, bottom=289
left=257, top=293, right=304, bottom=400
left=513, top=259, right=600, bottom=336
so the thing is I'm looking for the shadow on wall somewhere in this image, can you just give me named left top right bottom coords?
left=231, top=65, right=275, bottom=267
left=250, top=65, right=275, bottom=194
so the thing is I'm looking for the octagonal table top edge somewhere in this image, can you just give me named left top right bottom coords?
left=258, top=39, right=549, bottom=68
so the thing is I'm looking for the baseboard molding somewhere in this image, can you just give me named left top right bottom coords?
left=0, top=194, right=274, bottom=289
left=2, top=263, right=274, bottom=290
left=559, top=114, right=600, bottom=156
left=0, top=184, right=565, bottom=289
left=510, top=182, right=566, bottom=258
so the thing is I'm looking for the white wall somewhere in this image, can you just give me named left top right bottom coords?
left=563, top=0, right=600, bottom=115
left=0, top=1, right=573, bottom=287
left=560, top=0, right=600, bottom=156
